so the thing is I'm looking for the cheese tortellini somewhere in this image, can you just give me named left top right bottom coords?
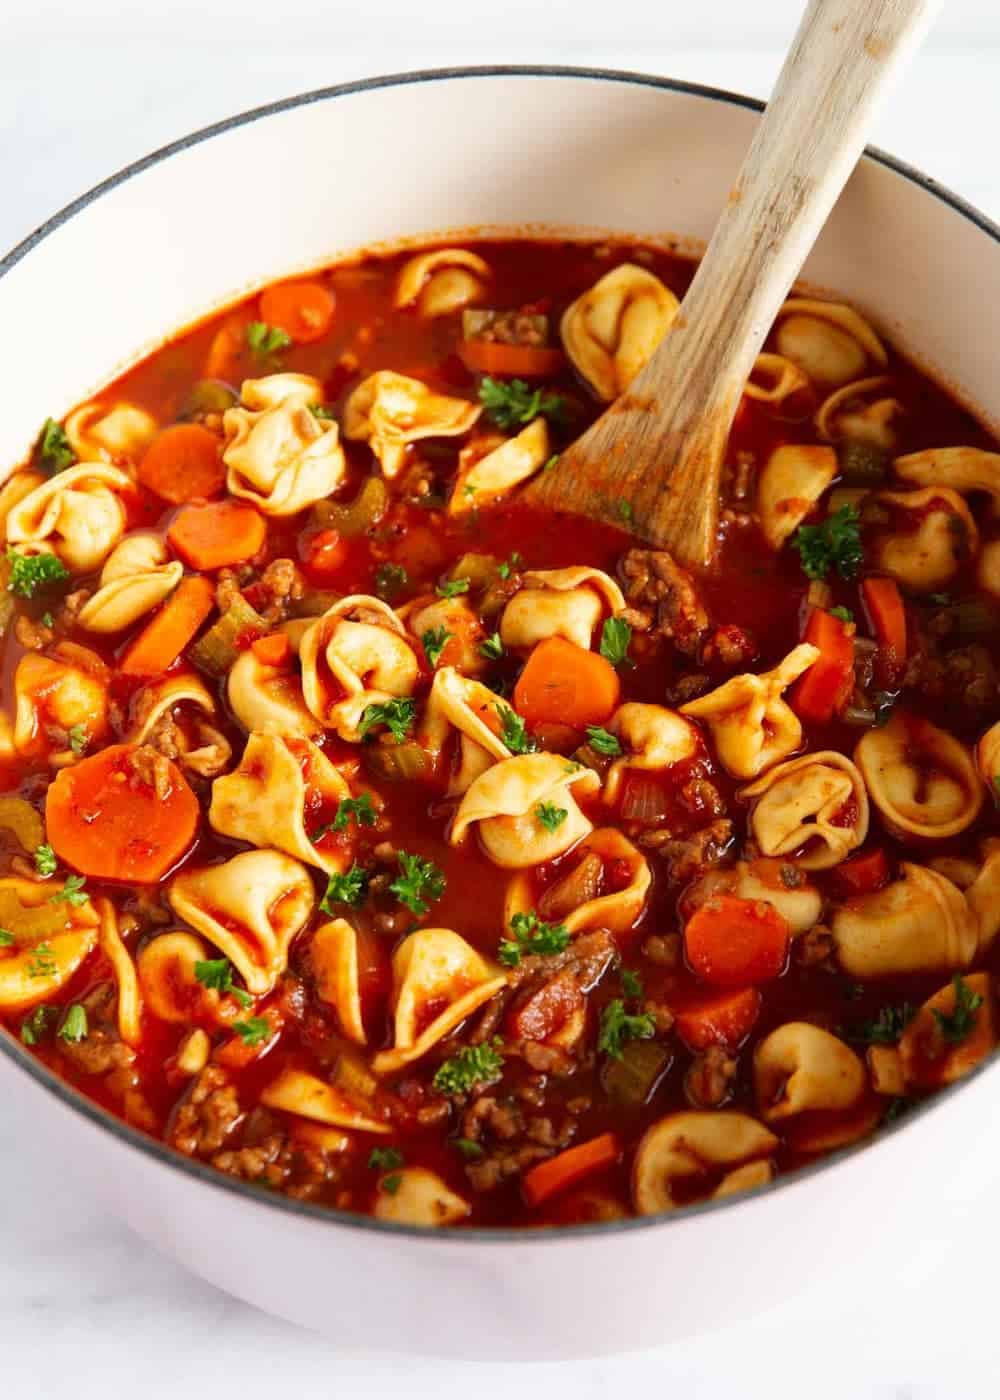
left=223, top=373, right=347, bottom=515
left=869, top=487, right=978, bottom=593
left=404, top=595, right=484, bottom=676
left=632, top=1111, right=778, bottom=1215
left=96, top=897, right=143, bottom=1048
left=260, top=1067, right=389, bottom=1135
left=743, top=353, right=809, bottom=405
left=831, top=862, right=977, bottom=977
left=372, top=1167, right=471, bottom=1226
left=0, top=877, right=100, bottom=1012
left=394, top=247, right=490, bottom=318
left=65, top=399, right=159, bottom=462
left=228, top=641, right=322, bottom=739
left=680, top=644, right=819, bottom=780
left=300, top=595, right=419, bottom=741
left=604, top=702, right=699, bottom=806
left=774, top=299, right=888, bottom=388
left=894, top=445, right=1000, bottom=513
left=815, top=376, right=903, bottom=450
left=419, top=666, right=514, bottom=796
left=855, top=712, right=982, bottom=841
left=13, top=643, right=110, bottom=761
left=6, top=463, right=131, bottom=572
left=168, top=849, right=314, bottom=995
left=450, top=753, right=600, bottom=868
left=899, top=972, right=995, bottom=1090
left=740, top=750, right=869, bottom=870
left=753, top=1023, right=866, bottom=1122
left=76, top=531, right=183, bottom=633
left=499, top=566, right=625, bottom=652
left=310, top=918, right=366, bottom=1045
left=450, top=418, right=551, bottom=512
left=138, top=930, right=237, bottom=1025
left=561, top=263, right=679, bottom=402
left=756, top=444, right=837, bottom=550
left=343, top=371, right=481, bottom=478
left=504, top=828, right=650, bottom=936
left=372, top=928, right=507, bottom=1075
left=128, top=671, right=231, bottom=779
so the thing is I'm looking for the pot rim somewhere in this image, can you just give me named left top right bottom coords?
left=2, top=63, right=998, bottom=1246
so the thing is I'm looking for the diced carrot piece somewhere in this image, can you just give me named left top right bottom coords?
left=522, top=1133, right=621, bottom=1208
left=302, top=528, right=349, bottom=584
left=513, top=636, right=621, bottom=730
left=458, top=340, right=565, bottom=378
left=203, top=307, right=255, bottom=380
left=251, top=632, right=292, bottom=667
left=214, top=1009, right=282, bottom=1068
left=259, top=280, right=336, bottom=345
left=118, top=575, right=215, bottom=677
left=791, top=607, right=855, bottom=723
left=684, top=895, right=790, bottom=987
left=138, top=423, right=225, bottom=504
left=861, top=576, right=907, bottom=662
left=674, top=987, right=763, bottom=1051
left=167, top=500, right=266, bottom=571
left=833, top=847, right=890, bottom=896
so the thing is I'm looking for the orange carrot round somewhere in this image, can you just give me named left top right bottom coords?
left=251, top=632, right=292, bottom=667
left=167, top=500, right=266, bottom=571
left=46, top=743, right=199, bottom=883
left=259, top=280, right=335, bottom=344
left=119, top=575, right=216, bottom=677
left=684, top=895, right=790, bottom=987
left=458, top=340, right=565, bottom=378
left=302, top=528, right=348, bottom=583
left=674, top=987, right=762, bottom=1051
left=138, top=423, right=225, bottom=505
left=513, top=636, right=621, bottom=730
left=522, top=1133, right=621, bottom=1207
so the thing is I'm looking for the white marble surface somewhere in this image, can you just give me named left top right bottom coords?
left=2, top=2, right=1000, bottom=1391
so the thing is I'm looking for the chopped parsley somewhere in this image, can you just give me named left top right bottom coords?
left=433, top=1042, right=505, bottom=1097
left=358, top=697, right=416, bottom=745
left=36, top=418, right=75, bottom=473
left=314, top=793, right=378, bottom=839
left=231, top=1017, right=273, bottom=1048
left=849, top=1002, right=915, bottom=1045
left=390, top=851, right=446, bottom=916
left=435, top=576, right=471, bottom=600
left=320, top=863, right=369, bottom=912
left=933, top=974, right=984, bottom=1044
left=451, top=1137, right=484, bottom=1160
left=49, top=875, right=88, bottom=908
left=374, top=562, right=408, bottom=602
left=246, top=320, right=291, bottom=360
left=422, top=626, right=452, bottom=669
left=478, top=377, right=567, bottom=431
left=535, top=801, right=567, bottom=833
left=381, top=1174, right=403, bottom=1195
left=498, top=911, right=570, bottom=967
left=599, top=616, right=632, bottom=667
left=26, top=943, right=56, bottom=979
left=791, top=505, right=864, bottom=581
left=41, top=612, right=54, bottom=628
left=310, top=404, right=337, bottom=421
left=618, top=500, right=635, bottom=529
left=620, top=968, right=644, bottom=1000
left=585, top=725, right=621, bottom=757
left=34, top=844, right=57, bottom=878
left=6, top=550, right=70, bottom=599
left=194, top=957, right=253, bottom=1008
left=67, top=724, right=87, bottom=757
left=367, top=1146, right=404, bottom=1171
left=496, top=703, right=537, bottom=755
left=828, top=605, right=854, bottom=623
left=479, top=632, right=504, bottom=661
left=543, top=454, right=559, bottom=472
left=20, top=1005, right=57, bottom=1045
left=598, top=999, right=656, bottom=1059
left=496, top=552, right=523, bottom=581
left=58, top=1004, right=88, bottom=1042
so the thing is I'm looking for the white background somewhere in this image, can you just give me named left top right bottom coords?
left=2, top=1, right=1000, bottom=1394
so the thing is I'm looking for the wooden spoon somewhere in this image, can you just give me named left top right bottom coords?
left=526, top=0, right=942, bottom=568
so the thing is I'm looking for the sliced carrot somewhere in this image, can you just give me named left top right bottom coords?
left=684, top=895, right=790, bottom=987
left=45, top=742, right=199, bottom=883
left=167, top=499, right=266, bottom=571
left=215, top=1008, right=282, bottom=1069
left=259, top=280, right=335, bottom=345
left=302, top=528, right=349, bottom=583
left=513, top=636, right=621, bottom=730
left=861, top=576, right=907, bottom=662
left=522, top=1133, right=621, bottom=1208
left=458, top=340, right=566, bottom=378
left=138, top=423, right=225, bottom=505
left=832, top=847, right=890, bottom=896
left=119, top=575, right=216, bottom=677
left=251, top=632, right=292, bottom=667
left=674, top=987, right=763, bottom=1051
left=790, top=607, right=855, bottom=724
left=203, top=306, right=255, bottom=380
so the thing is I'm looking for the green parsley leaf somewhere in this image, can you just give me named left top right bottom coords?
left=36, top=418, right=76, bottom=473
left=381, top=1173, right=403, bottom=1195
left=367, top=1146, right=404, bottom=1171
left=791, top=505, right=864, bottom=582
left=498, top=911, right=570, bottom=967
left=34, top=844, right=57, bottom=878
left=620, top=968, right=644, bottom=1000
left=422, top=626, right=453, bottom=669
left=231, top=1017, right=273, bottom=1048
left=374, top=562, right=409, bottom=602
left=49, top=875, right=88, bottom=908
left=618, top=500, right=635, bottom=529
left=320, top=863, right=369, bottom=913
left=20, top=1005, right=57, bottom=1045
left=927, top=592, right=952, bottom=607
left=933, top=974, right=984, bottom=1044
left=433, top=1042, right=505, bottom=1097
left=435, top=576, right=471, bottom=600
left=479, top=632, right=504, bottom=661
left=849, top=1002, right=915, bottom=1045
left=390, top=851, right=446, bottom=917
left=310, top=404, right=337, bottom=420
left=6, top=550, right=70, bottom=599
left=67, top=724, right=87, bottom=756
left=463, top=483, right=478, bottom=500
left=26, top=943, right=56, bottom=979
left=193, top=957, right=252, bottom=1006
left=828, top=606, right=854, bottom=623
left=585, top=725, right=621, bottom=757
left=478, top=377, right=567, bottom=431
left=58, top=1004, right=88, bottom=1042
left=598, top=999, right=656, bottom=1059
left=358, top=697, right=416, bottom=744
left=246, top=321, right=292, bottom=360
left=41, top=612, right=54, bottom=628
left=543, top=454, right=560, bottom=473
left=451, top=1137, right=484, bottom=1160
left=0, top=929, right=13, bottom=947
left=314, top=793, right=378, bottom=840
left=535, top=801, right=567, bottom=834
left=496, top=703, right=537, bottom=755
left=496, top=552, right=523, bottom=581
left=599, top=616, right=632, bottom=667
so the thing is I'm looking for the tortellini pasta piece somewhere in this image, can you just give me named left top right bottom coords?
left=831, top=862, right=977, bottom=976
left=343, top=371, right=481, bottom=478
left=894, top=446, right=1000, bottom=513
left=632, top=1111, right=778, bottom=1215
left=0, top=877, right=100, bottom=1012
left=260, top=1068, right=389, bottom=1135
left=168, top=849, right=314, bottom=996
left=419, top=666, right=514, bottom=797
left=680, top=644, right=819, bottom=780
left=97, top=897, right=142, bottom=1047
left=372, top=1166, right=471, bottom=1226
left=754, top=1023, right=866, bottom=1122
left=372, top=928, right=507, bottom=1075
left=756, top=444, right=837, bottom=550
left=209, top=732, right=351, bottom=874
left=499, top=566, right=625, bottom=652
left=6, top=463, right=131, bottom=572
left=962, top=840, right=1000, bottom=955
left=300, top=595, right=419, bottom=741
left=404, top=595, right=484, bottom=676
left=740, top=750, right=869, bottom=870
left=728, top=858, right=823, bottom=935
left=774, top=299, right=888, bottom=388
left=394, top=247, right=490, bottom=318
left=128, top=671, right=231, bottom=779
left=869, top=488, right=978, bottom=593
left=814, top=376, right=903, bottom=450
left=13, top=643, right=110, bottom=761
left=450, top=753, right=600, bottom=869
left=449, top=418, right=551, bottom=512
left=65, top=399, right=159, bottom=461
left=76, top=531, right=183, bottom=633
left=561, top=263, right=679, bottom=402
left=228, top=642, right=322, bottom=739
left=743, top=353, right=809, bottom=405
left=0, top=470, right=45, bottom=540
left=138, top=930, right=235, bottom=1025
left=222, top=373, right=347, bottom=515
left=310, top=918, right=366, bottom=1045
left=898, top=972, right=996, bottom=1089
left=603, top=702, right=699, bottom=806
left=855, top=712, right=982, bottom=841
left=504, top=828, right=650, bottom=936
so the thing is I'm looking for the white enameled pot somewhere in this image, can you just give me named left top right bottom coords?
left=2, top=68, right=1000, bottom=1360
